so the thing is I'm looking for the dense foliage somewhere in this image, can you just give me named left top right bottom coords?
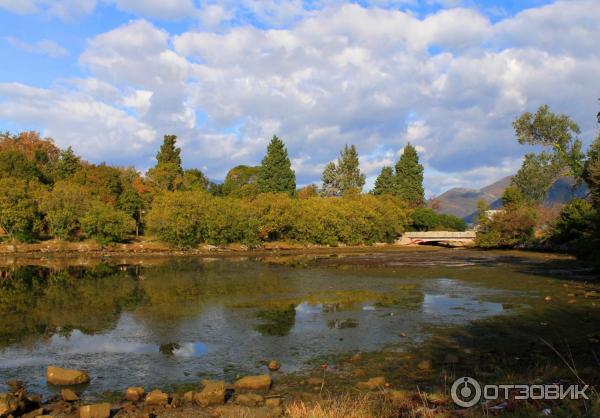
left=408, top=208, right=467, bottom=232
left=257, top=135, right=296, bottom=194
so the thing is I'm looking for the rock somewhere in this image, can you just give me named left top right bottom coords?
left=544, top=296, right=552, bottom=301
left=124, top=387, right=144, bottom=402
left=79, top=403, right=110, bottom=418
left=306, top=377, right=324, bottom=386
left=233, top=375, right=272, bottom=391
left=183, top=391, right=194, bottom=404
left=145, top=389, right=168, bottom=406
left=399, top=332, right=407, bottom=337
left=265, top=397, right=281, bottom=408
left=193, top=380, right=225, bottom=407
left=356, top=377, right=386, bottom=390
left=46, top=366, right=90, bottom=386
left=0, top=393, right=20, bottom=417
left=235, top=393, right=264, bottom=406
left=21, top=407, right=45, bottom=418
left=417, top=360, right=432, bottom=370
left=61, top=388, right=79, bottom=402
left=267, top=360, right=281, bottom=371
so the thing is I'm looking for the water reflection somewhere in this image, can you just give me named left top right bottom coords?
left=0, top=257, right=556, bottom=396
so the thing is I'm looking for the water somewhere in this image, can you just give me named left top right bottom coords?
left=0, top=250, right=590, bottom=397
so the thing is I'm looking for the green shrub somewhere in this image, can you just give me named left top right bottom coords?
left=0, top=178, right=39, bottom=242
left=552, top=199, right=595, bottom=246
left=40, top=181, right=90, bottom=240
left=81, top=202, right=135, bottom=245
left=476, top=206, right=537, bottom=248
left=409, top=208, right=467, bottom=232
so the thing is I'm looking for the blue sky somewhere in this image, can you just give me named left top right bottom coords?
left=0, top=0, right=597, bottom=195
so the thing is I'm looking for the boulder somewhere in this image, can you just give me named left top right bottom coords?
left=0, top=393, right=20, bottom=417
left=235, top=393, right=264, bottom=406
left=233, top=375, right=272, bottom=391
left=356, top=377, right=386, bottom=390
left=21, top=407, right=45, bottom=418
left=417, top=360, right=432, bottom=371
left=193, top=381, right=225, bottom=407
left=267, top=360, right=280, bottom=371
left=61, top=388, right=79, bottom=402
left=124, top=387, right=144, bottom=402
left=47, top=366, right=90, bottom=386
left=79, top=403, right=110, bottom=418
left=145, top=389, right=168, bottom=406
left=183, top=391, right=194, bottom=404
left=265, top=397, right=281, bottom=408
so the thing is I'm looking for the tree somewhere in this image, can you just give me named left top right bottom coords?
left=513, top=105, right=584, bottom=181
left=0, top=150, right=42, bottom=182
left=372, top=166, right=395, bottom=195
left=257, top=135, right=296, bottom=194
left=182, top=168, right=209, bottom=191
left=117, top=189, right=145, bottom=237
left=0, top=178, right=39, bottom=242
left=146, top=135, right=183, bottom=191
left=337, top=145, right=365, bottom=195
left=321, top=161, right=340, bottom=197
left=81, top=202, right=135, bottom=246
left=54, top=146, right=80, bottom=180
left=222, top=165, right=260, bottom=197
left=395, top=143, right=424, bottom=206
left=40, top=182, right=90, bottom=240
left=321, top=145, right=365, bottom=196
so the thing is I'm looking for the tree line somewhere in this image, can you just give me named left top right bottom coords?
left=0, top=131, right=465, bottom=248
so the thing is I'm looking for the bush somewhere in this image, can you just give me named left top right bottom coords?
left=0, top=178, right=39, bottom=242
left=552, top=199, right=595, bottom=246
left=409, top=208, right=467, bottom=232
left=40, top=182, right=90, bottom=240
left=81, top=202, right=135, bottom=245
left=476, top=205, right=537, bottom=248
left=146, top=192, right=410, bottom=248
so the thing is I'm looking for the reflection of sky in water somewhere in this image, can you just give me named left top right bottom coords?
left=423, top=294, right=503, bottom=317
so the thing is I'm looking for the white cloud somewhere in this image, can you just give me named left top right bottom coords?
left=4, top=36, right=69, bottom=58
left=112, top=0, right=198, bottom=20
left=1, top=1, right=599, bottom=195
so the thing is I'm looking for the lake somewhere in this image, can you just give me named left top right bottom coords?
left=0, top=248, right=597, bottom=398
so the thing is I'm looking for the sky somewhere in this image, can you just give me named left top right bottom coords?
left=0, top=0, right=598, bottom=197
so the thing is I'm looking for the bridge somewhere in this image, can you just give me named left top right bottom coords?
left=396, top=231, right=476, bottom=246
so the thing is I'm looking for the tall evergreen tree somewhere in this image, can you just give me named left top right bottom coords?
left=147, top=135, right=184, bottom=191
left=55, top=146, right=81, bottom=180
left=395, top=143, right=424, bottom=206
left=372, top=166, right=395, bottom=195
left=337, top=144, right=365, bottom=195
left=257, top=135, right=296, bottom=194
left=321, top=161, right=340, bottom=197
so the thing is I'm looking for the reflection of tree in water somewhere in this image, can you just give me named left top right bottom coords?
left=255, top=304, right=296, bottom=336
left=0, top=263, right=143, bottom=347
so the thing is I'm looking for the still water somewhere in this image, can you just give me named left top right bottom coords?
left=0, top=250, right=586, bottom=396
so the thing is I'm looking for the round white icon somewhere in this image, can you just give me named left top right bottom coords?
left=451, top=377, right=482, bottom=408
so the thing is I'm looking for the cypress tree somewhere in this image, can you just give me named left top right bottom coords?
left=372, top=166, right=395, bottom=195
left=257, top=135, right=296, bottom=194
left=337, top=144, right=365, bottom=195
left=395, top=143, right=424, bottom=206
left=156, top=134, right=182, bottom=167
left=147, top=134, right=184, bottom=191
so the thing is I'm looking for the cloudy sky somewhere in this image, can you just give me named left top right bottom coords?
left=0, top=0, right=598, bottom=196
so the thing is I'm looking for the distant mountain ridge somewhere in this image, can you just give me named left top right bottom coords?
left=431, top=176, right=588, bottom=223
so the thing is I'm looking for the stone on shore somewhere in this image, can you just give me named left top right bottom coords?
left=183, top=391, right=194, bottom=404
left=235, top=393, right=264, bottom=406
left=193, top=380, right=226, bottom=407
left=0, top=393, right=20, bottom=417
left=145, top=389, right=168, bottom=406
left=265, top=397, right=281, bottom=408
left=47, top=366, right=90, bottom=386
left=79, top=403, right=110, bottom=418
left=233, top=375, right=272, bottom=391
left=267, top=360, right=281, bottom=371
left=124, top=387, right=144, bottom=402
left=61, top=388, right=79, bottom=402
left=356, top=376, right=386, bottom=390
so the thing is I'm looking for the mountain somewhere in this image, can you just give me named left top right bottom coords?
left=431, top=176, right=588, bottom=223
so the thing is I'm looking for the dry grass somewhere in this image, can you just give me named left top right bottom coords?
left=285, top=393, right=395, bottom=418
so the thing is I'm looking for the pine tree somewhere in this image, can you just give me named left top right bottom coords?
left=372, top=166, right=395, bottom=195
left=337, top=144, right=365, bottom=195
left=321, top=162, right=340, bottom=197
left=257, top=135, right=296, bottom=194
left=55, top=146, right=80, bottom=180
left=395, top=143, right=424, bottom=206
left=147, top=135, right=184, bottom=191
